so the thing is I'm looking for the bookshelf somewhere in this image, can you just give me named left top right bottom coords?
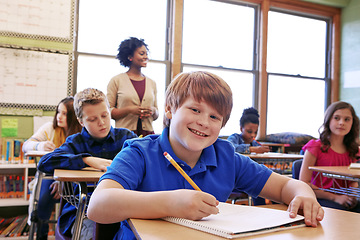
left=0, top=163, right=36, bottom=238
left=0, top=163, right=36, bottom=207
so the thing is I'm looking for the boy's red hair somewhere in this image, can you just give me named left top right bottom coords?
left=164, top=71, right=233, bottom=128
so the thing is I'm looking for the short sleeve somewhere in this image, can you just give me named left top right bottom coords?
left=302, top=139, right=321, bottom=157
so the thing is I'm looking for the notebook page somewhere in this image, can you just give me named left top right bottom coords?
left=163, top=202, right=304, bottom=238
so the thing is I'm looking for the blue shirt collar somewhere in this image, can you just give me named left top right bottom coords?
left=81, top=126, right=116, bottom=146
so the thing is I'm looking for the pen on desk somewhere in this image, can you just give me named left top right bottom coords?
left=163, top=152, right=202, bottom=191
left=45, top=131, right=50, bottom=141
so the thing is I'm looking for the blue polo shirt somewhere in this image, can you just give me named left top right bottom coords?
left=38, top=127, right=137, bottom=237
left=101, top=127, right=272, bottom=239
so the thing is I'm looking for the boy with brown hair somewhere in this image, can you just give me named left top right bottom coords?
left=38, top=88, right=137, bottom=238
left=87, top=72, right=324, bottom=239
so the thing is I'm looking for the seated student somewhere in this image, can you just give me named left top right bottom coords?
left=38, top=88, right=137, bottom=239
left=227, top=107, right=270, bottom=206
left=87, top=71, right=324, bottom=240
left=23, top=96, right=82, bottom=240
left=300, top=101, right=360, bottom=212
left=227, top=107, right=270, bottom=154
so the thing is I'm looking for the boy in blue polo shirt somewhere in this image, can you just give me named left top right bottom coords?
left=38, top=88, right=137, bottom=238
left=87, top=71, right=324, bottom=240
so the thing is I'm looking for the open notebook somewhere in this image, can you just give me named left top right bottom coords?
left=163, top=202, right=305, bottom=239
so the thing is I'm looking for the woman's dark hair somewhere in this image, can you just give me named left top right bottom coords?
left=240, top=107, right=260, bottom=127
left=53, top=97, right=82, bottom=137
left=116, top=37, right=148, bottom=67
left=319, top=101, right=359, bottom=158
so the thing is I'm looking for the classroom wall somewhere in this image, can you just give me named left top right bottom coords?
left=339, top=0, right=360, bottom=115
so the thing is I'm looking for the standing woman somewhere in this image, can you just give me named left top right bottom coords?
left=23, top=96, right=82, bottom=240
left=107, top=37, right=159, bottom=137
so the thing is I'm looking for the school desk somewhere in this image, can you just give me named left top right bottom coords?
left=309, top=166, right=360, bottom=198
left=242, top=152, right=304, bottom=160
left=259, top=142, right=287, bottom=153
left=53, top=168, right=104, bottom=240
left=24, top=150, right=52, bottom=158
left=129, top=204, right=360, bottom=239
left=243, top=153, right=304, bottom=175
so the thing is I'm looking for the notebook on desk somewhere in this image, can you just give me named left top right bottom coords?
left=162, top=202, right=305, bottom=239
left=349, top=163, right=360, bottom=169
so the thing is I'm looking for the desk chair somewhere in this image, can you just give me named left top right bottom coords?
left=54, top=197, right=71, bottom=240
left=28, top=171, right=58, bottom=240
left=56, top=181, right=119, bottom=240
left=228, top=192, right=252, bottom=205
left=292, top=159, right=303, bottom=180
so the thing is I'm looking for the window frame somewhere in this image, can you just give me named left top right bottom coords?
left=255, top=0, right=340, bottom=139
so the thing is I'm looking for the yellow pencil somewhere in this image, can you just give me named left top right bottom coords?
left=163, top=152, right=202, bottom=191
left=45, top=131, right=50, bottom=141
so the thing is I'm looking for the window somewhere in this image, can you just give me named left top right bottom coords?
left=182, top=0, right=257, bottom=136
left=76, top=0, right=169, bottom=133
left=74, top=0, right=338, bottom=138
left=266, top=11, right=329, bottom=137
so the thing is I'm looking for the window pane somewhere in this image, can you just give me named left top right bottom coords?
left=78, top=0, right=168, bottom=60
left=183, top=66, right=253, bottom=137
left=77, top=55, right=166, bottom=134
left=77, top=55, right=122, bottom=94
left=182, top=0, right=255, bottom=70
left=267, top=75, right=325, bottom=138
left=142, top=63, right=167, bottom=135
left=267, top=11, right=327, bottom=78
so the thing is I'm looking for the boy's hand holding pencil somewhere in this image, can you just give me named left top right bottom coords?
left=164, top=152, right=219, bottom=219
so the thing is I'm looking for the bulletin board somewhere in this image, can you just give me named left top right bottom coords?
left=0, top=0, right=74, bottom=111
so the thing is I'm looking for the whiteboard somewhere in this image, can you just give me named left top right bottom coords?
left=0, top=0, right=73, bottom=40
left=0, top=47, right=71, bottom=109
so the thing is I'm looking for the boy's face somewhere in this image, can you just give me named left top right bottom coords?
left=165, top=96, right=223, bottom=161
left=78, top=101, right=111, bottom=140
left=240, top=123, right=259, bottom=144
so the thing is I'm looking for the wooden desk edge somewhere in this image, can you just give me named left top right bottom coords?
left=25, top=150, right=52, bottom=157
left=308, top=166, right=360, bottom=178
left=53, top=169, right=104, bottom=182
left=242, top=153, right=304, bottom=159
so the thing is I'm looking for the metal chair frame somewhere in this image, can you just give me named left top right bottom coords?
left=28, top=171, right=58, bottom=240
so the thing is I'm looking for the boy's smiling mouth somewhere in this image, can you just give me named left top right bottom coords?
left=189, top=128, right=208, bottom=137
